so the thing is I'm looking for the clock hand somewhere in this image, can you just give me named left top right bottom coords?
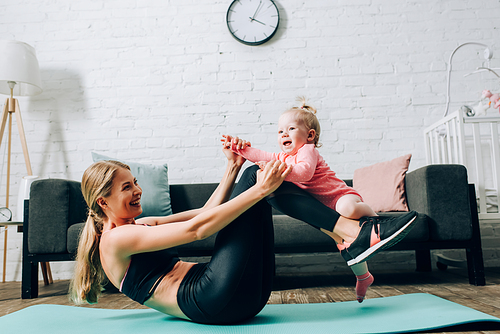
left=251, top=18, right=266, bottom=25
left=251, top=0, right=263, bottom=20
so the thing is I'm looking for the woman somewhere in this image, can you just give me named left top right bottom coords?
left=70, top=142, right=416, bottom=325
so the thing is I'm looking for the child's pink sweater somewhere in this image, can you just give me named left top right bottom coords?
left=231, top=143, right=361, bottom=209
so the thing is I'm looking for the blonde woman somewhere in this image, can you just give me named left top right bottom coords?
left=70, top=144, right=294, bottom=323
left=70, top=144, right=414, bottom=325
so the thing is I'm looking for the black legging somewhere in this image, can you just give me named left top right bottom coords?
left=177, top=165, right=342, bottom=324
left=267, top=181, right=341, bottom=232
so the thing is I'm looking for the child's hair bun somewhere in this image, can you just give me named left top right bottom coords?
left=296, top=96, right=317, bottom=114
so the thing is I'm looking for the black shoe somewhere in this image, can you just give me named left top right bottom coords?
left=338, top=211, right=418, bottom=266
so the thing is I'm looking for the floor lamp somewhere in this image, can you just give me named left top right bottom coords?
left=0, top=40, right=52, bottom=284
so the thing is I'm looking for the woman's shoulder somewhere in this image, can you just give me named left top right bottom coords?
left=100, top=223, right=151, bottom=258
left=101, top=223, right=148, bottom=242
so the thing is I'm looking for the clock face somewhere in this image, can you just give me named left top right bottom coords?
left=0, top=207, right=12, bottom=221
left=226, top=0, right=280, bottom=46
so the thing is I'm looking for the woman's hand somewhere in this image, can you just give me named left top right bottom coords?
left=221, top=135, right=246, bottom=167
left=256, top=160, right=292, bottom=197
left=223, top=145, right=246, bottom=167
left=221, top=134, right=233, bottom=149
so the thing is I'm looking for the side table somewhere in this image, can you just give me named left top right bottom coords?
left=1, top=221, right=52, bottom=284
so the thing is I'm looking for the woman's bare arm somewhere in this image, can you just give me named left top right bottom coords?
left=139, top=145, right=246, bottom=226
left=107, top=161, right=291, bottom=258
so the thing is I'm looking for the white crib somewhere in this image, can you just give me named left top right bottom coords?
left=424, top=108, right=500, bottom=220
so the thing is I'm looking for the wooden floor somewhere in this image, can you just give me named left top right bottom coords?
left=2, top=267, right=500, bottom=333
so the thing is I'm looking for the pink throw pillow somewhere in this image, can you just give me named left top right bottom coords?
left=352, top=154, right=412, bottom=212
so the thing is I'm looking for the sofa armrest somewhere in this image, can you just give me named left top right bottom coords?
left=27, top=179, right=87, bottom=254
left=405, top=164, right=472, bottom=241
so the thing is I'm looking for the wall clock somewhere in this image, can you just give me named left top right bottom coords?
left=226, top=0, right=280, bottom=46
left=0, top=207, right=12, bottom=221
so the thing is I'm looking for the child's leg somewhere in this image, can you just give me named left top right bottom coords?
left=335, top=194, right=377, bottom=303
left=314, top=194, right=376, bottom=244
left=267, top=182, right=415, bottom=303
left=335, top=194, right=377, bottom=219
left=267, top=183, right=372, bottom=302
left=349, top=262, right=374, bottom=303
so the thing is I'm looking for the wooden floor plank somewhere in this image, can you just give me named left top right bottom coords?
left=303, top=286, right=334, bottom=303
left=324, top=286, right=356, bottom=302
left=281, top=288, right=310, bottom=304
left=368, top=284, right=405, bottom=298
left=267, top=291, right=282, bottom=304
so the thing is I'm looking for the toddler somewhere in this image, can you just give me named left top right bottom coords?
left=223, top=97, right=377, bottom=302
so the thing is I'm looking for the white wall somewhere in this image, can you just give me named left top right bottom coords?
left=0, top=0, right=499, bottom=281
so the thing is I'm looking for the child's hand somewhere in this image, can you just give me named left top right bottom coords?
left=256, top=161, right=268, bottom=170
left=221, top=135, right=251, bottom=150
left=232, top=136, right=251, bottom=150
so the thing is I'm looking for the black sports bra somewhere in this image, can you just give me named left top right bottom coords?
left=118, top=226, right=180, bottom=304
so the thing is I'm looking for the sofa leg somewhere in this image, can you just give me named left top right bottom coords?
left=22, top=259, right=39, bottom=299
left=466, top=247, right=486, bottom=286
left=415, top=250, right=432, bottom=272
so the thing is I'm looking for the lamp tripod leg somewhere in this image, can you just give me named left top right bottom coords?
left=13, top=99, right=32, bottom=176
left=0, top=100, right=9, bottom=283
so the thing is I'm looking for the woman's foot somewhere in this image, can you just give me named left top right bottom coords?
left=337, top=211, right=418, bottom=266
left=356, top=272, right=374, bottom=303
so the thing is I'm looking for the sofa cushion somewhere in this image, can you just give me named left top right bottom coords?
left=92, top=152, right=172, bottom=218
left=353, top=154, right=412, bottom=212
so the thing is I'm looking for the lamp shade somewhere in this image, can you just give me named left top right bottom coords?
left=0, top=40, right=42, bottom=96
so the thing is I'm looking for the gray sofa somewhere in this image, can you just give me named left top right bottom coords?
left=21, top=164, right=485, bottom=299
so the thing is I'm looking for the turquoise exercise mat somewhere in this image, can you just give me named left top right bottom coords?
left=1, top=293, right=499, bottom=334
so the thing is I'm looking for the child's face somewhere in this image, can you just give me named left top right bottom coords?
left=277, top=112, right=315, bottom=155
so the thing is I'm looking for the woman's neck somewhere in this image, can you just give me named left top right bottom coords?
left=102, top=217, right=135, bottom=232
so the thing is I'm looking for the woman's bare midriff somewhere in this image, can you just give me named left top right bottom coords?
left=144, top=260, right=197, bottom=320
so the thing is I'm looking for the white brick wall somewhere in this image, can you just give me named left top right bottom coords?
left=0, top=0, right=499, bottom=281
